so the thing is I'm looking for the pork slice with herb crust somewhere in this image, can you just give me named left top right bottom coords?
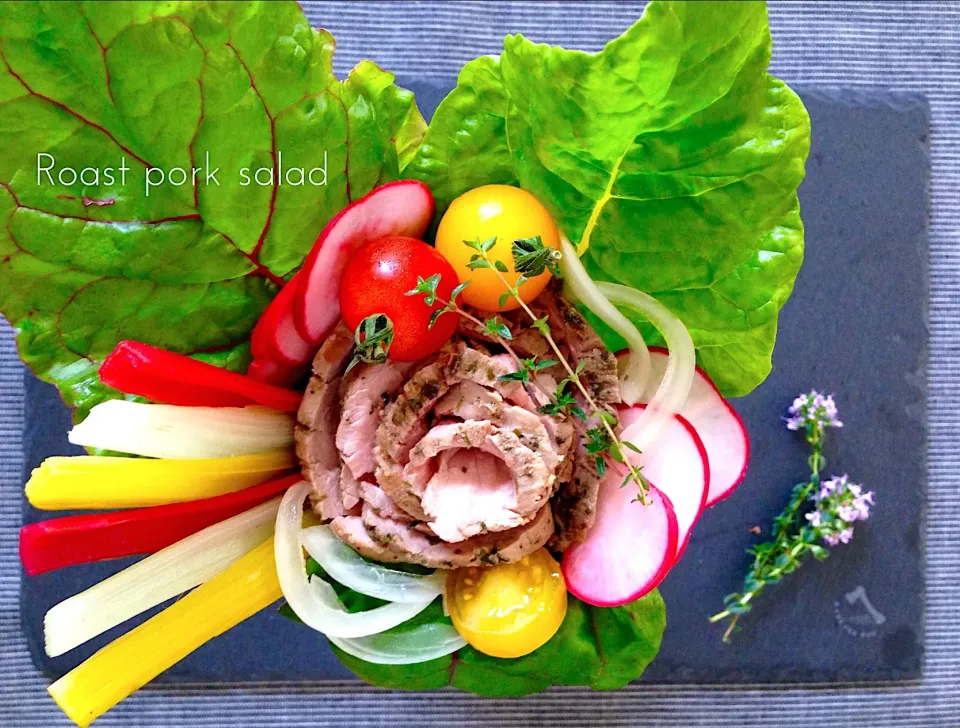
left=329, top=501, right=555, bottom=569
left=295, top=321, right=354, bottom=520
left=433, top=380, right=562, bottom=472
left=457, top=284, right=621, bottom=549
left=403, top=420, right=553, bottom=541
left=540, top=290, right=622, bottom=551
left=543, top=289, right=621, bottom=407
left=375, top=345, right=463, bottom=464
left=375, top=344, right=565, bottom=526
left=296, top=282, right=619, bottom=565
left=337, top=359, right=414, bottom=480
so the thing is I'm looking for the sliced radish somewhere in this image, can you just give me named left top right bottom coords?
left=251, top=273, right=313, bottom=365
left=618, top=348, right=750, bottom=507
left=619, top=405, right=708, bottom=564
left=248, top=272, right=314, bottom=386
left=562, top=475, right=678, bottom=608
left=293, top=180, right=435, bottom=344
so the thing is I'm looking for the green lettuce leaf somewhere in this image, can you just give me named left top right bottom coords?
left=332, top=591, right=666, bottom=696
left=406, top=1, right=810, bottom=396
left=0, top=0, right=424, bottom=417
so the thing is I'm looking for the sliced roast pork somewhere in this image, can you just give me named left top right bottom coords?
left=454, top=285, right=621, bottom=550
left=331, top=500, right=555, bottom=569
left=295, top=322, right=354, bottom=520
left=374, top=342, right=568, bottom=542
left=296, top=284, right=620, bottom=567
left=337, top=359, right=414, bottom=480
left=405, top=420, right=552, bottom=541
left=538, top=291, right=621, bottom=550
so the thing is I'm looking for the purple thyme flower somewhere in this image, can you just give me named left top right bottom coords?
left=823, top=531, right=842, bottom=547
left=785, top=390, right=843, bottom=431
left=838, top=504, right=859, bottom=523
left=807, top=473, right=873, bottom=547
left=813, top=475, right=841, bottom=502
left=822, top=528, right=854, bottom=547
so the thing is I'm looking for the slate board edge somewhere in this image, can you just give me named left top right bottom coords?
left=782, top=87, right=932, bottom=684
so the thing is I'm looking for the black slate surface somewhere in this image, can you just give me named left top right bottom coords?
left=20, top=83, right=928, bottom=684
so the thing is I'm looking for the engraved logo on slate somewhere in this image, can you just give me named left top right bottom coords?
left=834, top=586, right=887, bottom=638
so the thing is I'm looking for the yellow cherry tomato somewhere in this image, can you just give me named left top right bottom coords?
left=435, top=185, right=561, bottom=312
left=445, top=548, right=567, bottom=658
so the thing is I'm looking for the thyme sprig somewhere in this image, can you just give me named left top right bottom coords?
left=405, top=274, right=547, bottom=407
left=512, top=235, right=563, bottom=278
left=709, top=392, right=872, bottom=642
left=461, top=235, right=648, bottom=502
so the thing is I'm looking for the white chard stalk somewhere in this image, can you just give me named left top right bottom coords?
left=274, top=483, right=436, bottom=638
left=69, top=400, right=295, bottom=459
left=328, top=623, right=466, bottom=665
left=595, top=281, right=695, bottom=452
left=44, top=498, right=281, bottom=657
left=559, top=235, right=695, bottom=453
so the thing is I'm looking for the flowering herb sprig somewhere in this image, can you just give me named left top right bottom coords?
left=709, top=391, right=873, bottom=642
left=404, top=274, right=556, bottom=412
left=467, top=235, right=647, bottom=500
left=406, top=236, right=648, bottom=502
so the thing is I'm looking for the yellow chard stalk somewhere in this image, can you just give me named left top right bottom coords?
left=25, top=452, right=298, bottom=510
left=48, top=537, right=282, bottom=727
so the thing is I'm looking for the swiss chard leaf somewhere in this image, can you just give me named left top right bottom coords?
left=332, top=590, right=666, bottom=696
left=0, top=0, right=424, bottom=418
left=403, top=55, right=518, bottom=227
left=406, top=1, right=810, bottom=397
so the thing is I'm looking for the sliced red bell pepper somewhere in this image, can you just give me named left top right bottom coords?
left=19, top=473, right=301, bottom=576
left=99, top=340, right=303, bottom=411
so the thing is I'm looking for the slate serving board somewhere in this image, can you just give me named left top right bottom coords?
left=20, top=83, right=928, bottom=684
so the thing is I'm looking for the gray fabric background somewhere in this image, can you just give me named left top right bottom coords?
left=1, top=1, right=957, bottom=725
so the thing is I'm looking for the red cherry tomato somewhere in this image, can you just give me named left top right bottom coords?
left=338, top=236, right=460, bottom=362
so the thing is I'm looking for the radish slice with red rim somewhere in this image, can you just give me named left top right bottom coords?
left=250, top=273, right=314, bottom=365
left=562, top=473, right=678, bottom=608
left=248, top=273, right=314, bottom=386
left=636, top=348, right=750, bottom=507
left=294, top=180, right=435, bottom=344
left=619, top=405, right=709, bottom=564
